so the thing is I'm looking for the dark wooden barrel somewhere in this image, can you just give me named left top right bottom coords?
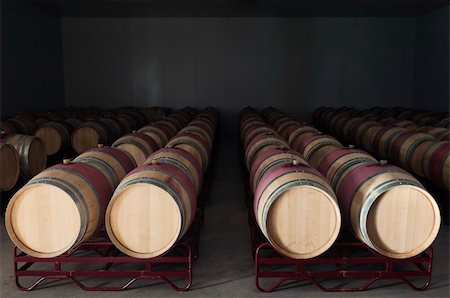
left=105, top=163, right=196, bottom=258
left=35, top=121, right=74, bottom=156
left=5, top=162, right=114, bottom=258
left=422, top=141, right=449, bottom=190
left=389, top=131, right=437, bottom=176
left=71, top=121, right=112, bottom=154
left=0, top=142, right=20, bottom=191
left=371, top=126, right=408, bottom=159
left=99, top=118, right=127, bottom=140
left=5, top=134, right=47, bottom=179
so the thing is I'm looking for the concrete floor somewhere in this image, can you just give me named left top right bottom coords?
left=1, top=133, right=449, bottom=298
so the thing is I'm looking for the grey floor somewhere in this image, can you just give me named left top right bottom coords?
left=1, top=134, right=449, bottom=298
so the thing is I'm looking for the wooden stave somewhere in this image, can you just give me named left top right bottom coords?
left=5, top=162, right=113, bottom=258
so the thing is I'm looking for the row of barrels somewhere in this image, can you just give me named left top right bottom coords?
left=314, top=107, right=449, bottom=191
left=0, top=106, right=169, bottom=136
left=241, top=106, right=441, bottom=259
left=0, top=107, right=178, bottom=191
left=240, top=107, right=341, bottom=259
left=314, top=106, right=449, bottom=129
left=106, top=107, right=218, bottom=258
left=5, top=107, right=218, bottom=259
left=3, top=107, right=192, bottom=257
left=264, top=107, right=441, bottom=259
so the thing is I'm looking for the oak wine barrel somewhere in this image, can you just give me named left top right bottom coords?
left=35, top=121, right=74, bottom=156
left=105, top=163, right=196, bottom=258
left=112, top=133, right=159, bottom=166
left=254, top=163, right=341, bottom=259
left=0, top=143, right=20, bottom=191
left=5, top=162, right=114, bottom=258
left=422, top=141, right=449, bottom=190
left=5, top=134, right=47, bottom=179
left=71, top=121, right=112, bottom=154
left=336, top=161, right=440, bottom=259
left=166, top=133, right=210, bottom=172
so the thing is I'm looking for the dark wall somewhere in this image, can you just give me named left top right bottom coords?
left=62, top=17, right=417, bottom=132
left=1, top=3, right=65, bottom=119
left=412, top=7, right=449, bottom=112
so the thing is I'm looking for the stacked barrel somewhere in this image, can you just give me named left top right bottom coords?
left=240, top=107, right=341, bottom=259
left=5, top=107, right=197, bottom=258
left=314, top=107, right=449, bottom=192
left=105, top=107, right=218, bottom=258
left=0, top=107, right=170, bottom=193
left=264, top=107, right=441, bottom=259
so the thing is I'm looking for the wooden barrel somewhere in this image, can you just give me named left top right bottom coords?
left=6, top=134, right=47, bottom=179
left=189, top=119, right=216, bottom=139
left=0, top=143, right=20, bottom=191
left=114, top=114, right=138, bottom=132
left=5, top=162, right=114, bottom=258
left=6, top=118, right=36, bottom=135
left=276, top=120, right=300, bottom=140
left=394, top=120, right=417, bottom=129
left=73, top=146, right=137, bottom=189
left=138, top=125, right=171, bottom=148
left=71, top=121, right=112, bottom=154
left=179, top=125, right=213, bottom=152
left=146, top=148, right=202, bottom=193
left=329, top=113, right=350, bottom=136
left=64, top=118, right=83, bottom=128
left=153, top=120, right=178, bottom=137
left=372, top=126, right=408, bottom=159
left=125, top=111, right=148, bottom=128
left=99, top=118, right=126, bottom=140
left=341, top=117, right=363, bottom=143
left=361, top=125, right=384, bottom=152
left=15, top=115, right=38, bottom=134
left=312, top=106, right=328, bottom=124
left=379, top=117, right=398, bottom=126
left=242, top=126, right=277, bottom=149
left=389, top=131, right=437, bottom=176
left=35, top=121, right=74, bottom=156
left=272, top=116, right=293, bottom=130
left=440, top=132, right=450, bottom=141
left=112, top=133, right=159, bottom=166
left=287, top=124, right=320, bottom=149
left=168, top=112, right=189, bottom=128
left=434, top=116, right=449, bottom=128
left=140, top=107, right=169, bottom=122
left=105, top=163, right=196, bottom=258
left=249, top=148, right=308, bottom=193
left=422, top=141, right=449, bottom=190
left=166, top=133, right=210, bottom=172
left=419, top=126, right=449, bottom=140
left=244, top=134, right=290, bottom=171
left=296, top=134, right=343, bottom=168
left=351, top=120, right=382, bottom=148
left=254, top=163, right=341, bottom=259
left=317, top=147, right=377, bottom=189
left=336, top=162, right=440, bottom=259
